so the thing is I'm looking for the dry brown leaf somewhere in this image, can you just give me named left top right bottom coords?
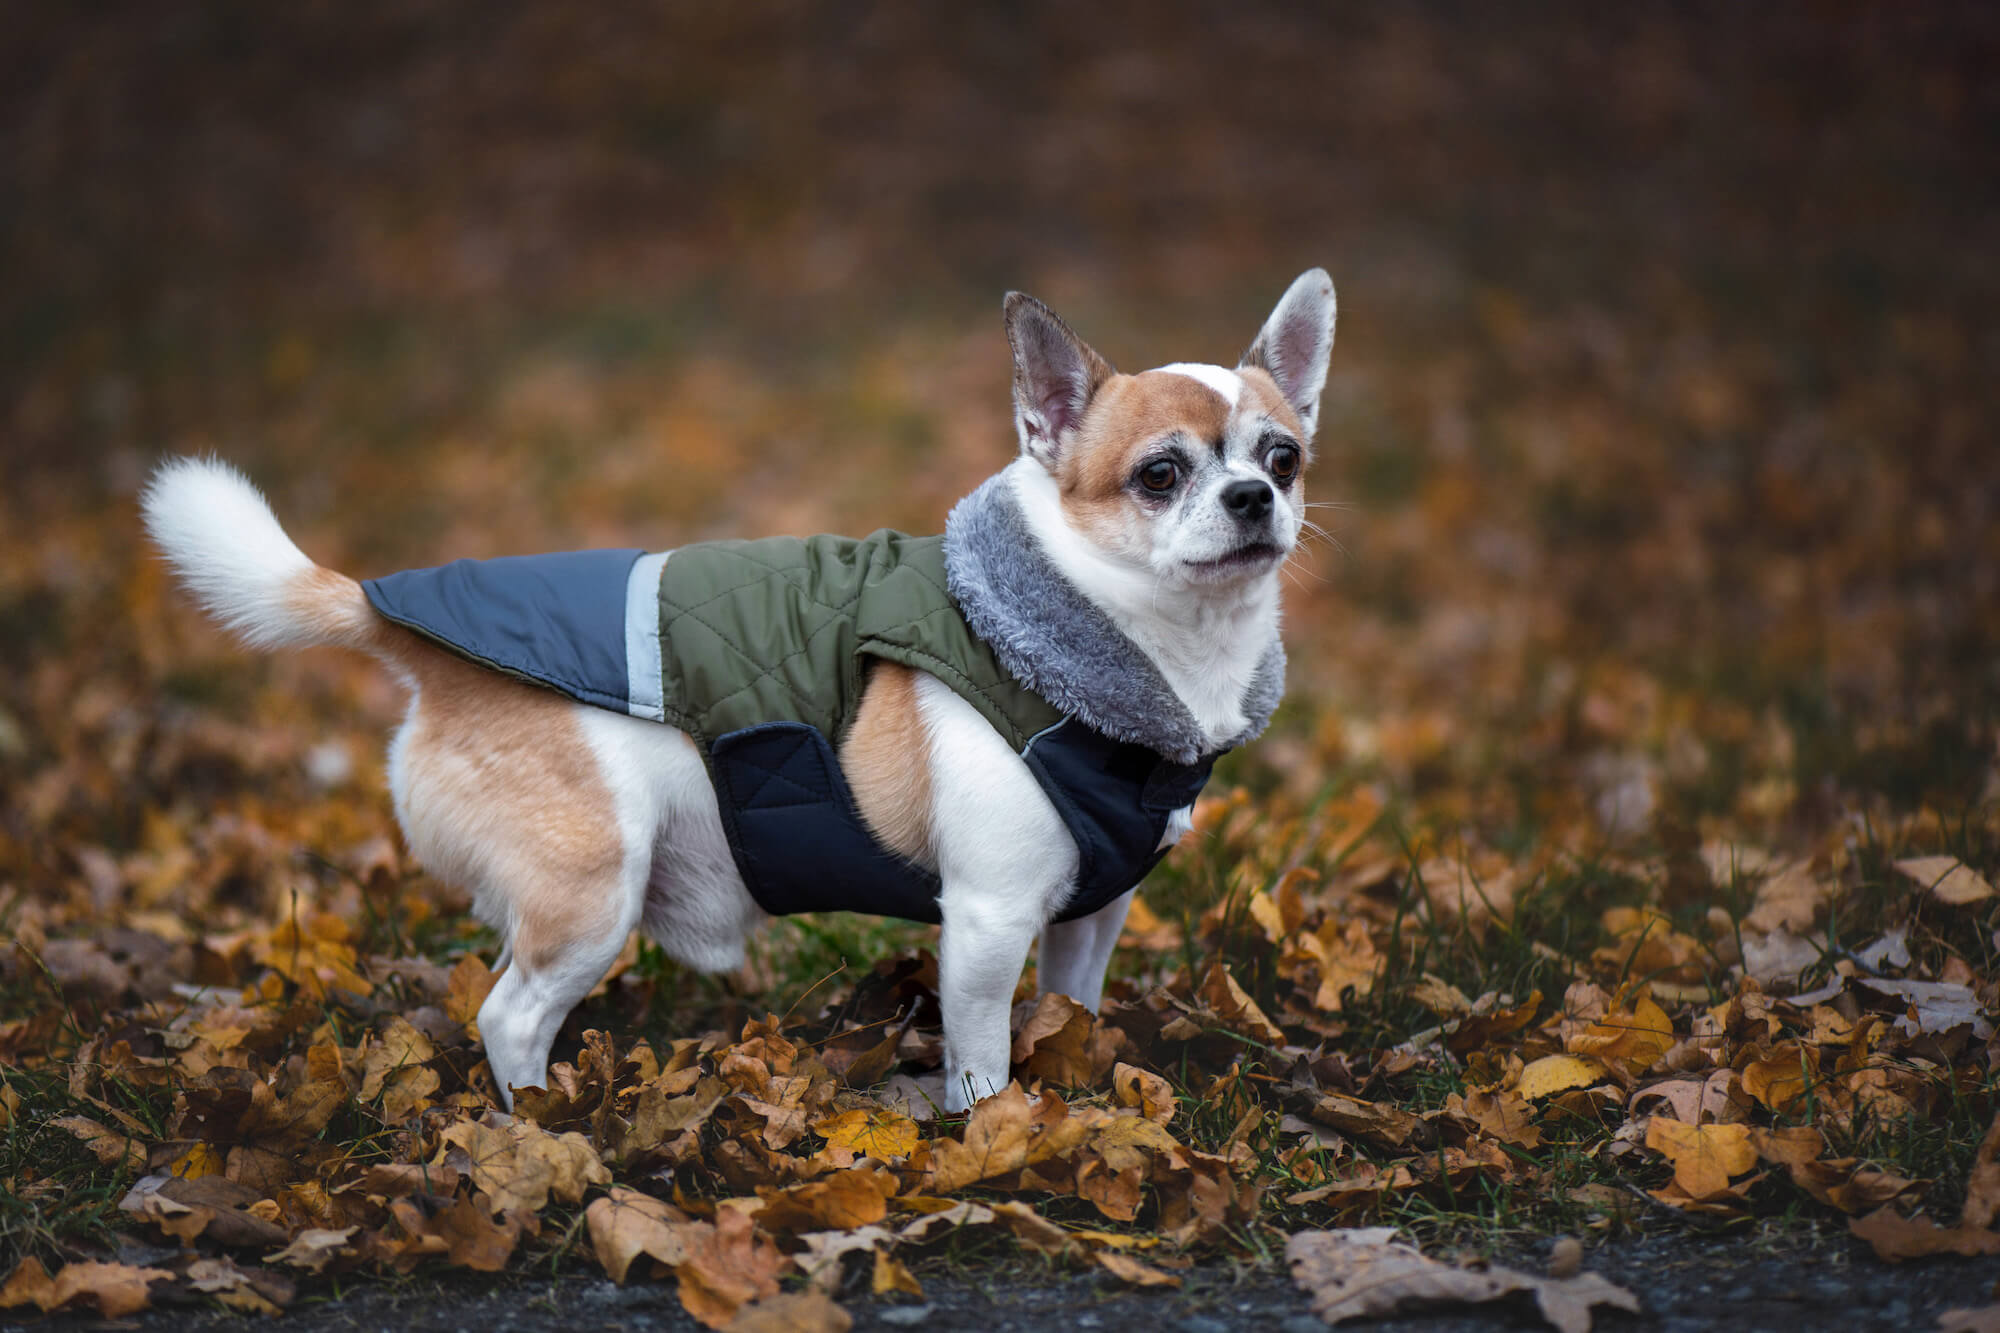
left=1645, top=1119, right=1756, bottom=1201
left=1565, top=990, right=1674, bottom=1076
left=1851, top=1207, right=2000, bottom=1262
left=1195, top=961, right=1287, bottom=1045
left=1963, top=1111, right=2000, bottom=1230
left=1288, top=1228, right=1638, bottom=1333
left=1308, top=1091, right=1428, bottom=1150
left=1097, top=1250, right=1182, bottom=1288
left=925, top=1083, right=1086, bottom=1192
left=445, top=952, right=497, bottom=1030
left=267, top=1226, right=360, bottom=1274
left=1011, top=992, right=1101, bottom=1088
left=1111, top=1062, right=1177, bottom=1125
left=1895, top=856, right=1996, bottom=906
left=185, top=1255, right=294, bottom=1315
left=587, top=1186, right=694, bottom=1283
left=673, top=1207, right=788, bottom=1329
left=1940, top=1305, right=2000, bottom=1333
left=50, top=1113, right=148, bottom=1171
left=1443, top=1089, right=1543, bottom=1149
left=1741, top=1041, right=1818, bottom=1113
left=0, top=1258, right=174, bottom=1319
left=755, top=1166, right=899, bottom=1234
left=436, top=1114, right=610, bottom=1214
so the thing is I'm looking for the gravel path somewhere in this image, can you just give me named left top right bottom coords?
left=9, top=1234, right=1994, bottom=1332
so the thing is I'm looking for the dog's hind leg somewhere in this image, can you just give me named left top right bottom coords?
left=478, top=879, right=639, bottom=1107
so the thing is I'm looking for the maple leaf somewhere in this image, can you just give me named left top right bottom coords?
left=1644, top=1118, right=1756, bottom=1201
left=586, top=1186, right=695, bottom=1283
left=754, top=1165, right=899, bottom=1233
left=1563, top=986, right=1674, bottom=1077
left=812, top=1106, right=920, bottom=1161
left=1288, top=1229, right=1638, bottom=1333
left=436, top=1114, right=610, bottom=1214
left=672, top=1207, right=789, bottom=1329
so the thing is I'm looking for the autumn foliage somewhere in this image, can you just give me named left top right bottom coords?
left=4, top=3, right=1998, bottom=1327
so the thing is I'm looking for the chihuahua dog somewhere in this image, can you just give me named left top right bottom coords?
left=143, top=270, right=1335, bottom=1112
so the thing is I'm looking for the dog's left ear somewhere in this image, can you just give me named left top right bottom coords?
left=1241, top=269, right=1337, bottom=441
left=1004, top=292, right=1115, bottom=472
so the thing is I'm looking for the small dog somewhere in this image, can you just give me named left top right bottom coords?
left=143, top=271, right=1335, bottom=1112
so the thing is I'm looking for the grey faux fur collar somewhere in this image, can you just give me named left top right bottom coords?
left=943, top=472, right=1286, bottom=765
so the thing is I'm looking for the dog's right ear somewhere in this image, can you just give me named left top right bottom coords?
left=1004, top=292, right=1114, bottom=472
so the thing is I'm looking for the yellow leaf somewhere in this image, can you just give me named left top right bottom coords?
left=812, top=1107, right=921, bottom=1161
left=1517, top=1054, right=1608, bottom=1100
left=1566, top=991, right=1674, bottom=1074
left=170, top=1142, right=225, bottom=1180
left=1645, top=1119, right=1756, bottom=1200
left=1741, top=1042, right=1818, bottom=1113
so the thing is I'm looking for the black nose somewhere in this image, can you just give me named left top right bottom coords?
left=1222, top=479, right=1273, bottom=522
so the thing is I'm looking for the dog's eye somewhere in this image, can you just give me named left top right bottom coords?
left=1267, top=443, right=1300, bottom=482
left=1138, top=460, right=1179, bottom=493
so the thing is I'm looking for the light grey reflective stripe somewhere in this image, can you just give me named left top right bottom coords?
left=623, top=550, right=671, bottom=722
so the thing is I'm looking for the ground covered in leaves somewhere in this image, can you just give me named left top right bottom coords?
left=5, top=4, right=1999, bottom=1329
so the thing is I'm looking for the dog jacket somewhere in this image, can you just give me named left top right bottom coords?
left=359, top=491, right=1274, bottom=923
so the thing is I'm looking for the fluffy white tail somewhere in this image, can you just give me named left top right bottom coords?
left=141, top=456, right=382, bottom=654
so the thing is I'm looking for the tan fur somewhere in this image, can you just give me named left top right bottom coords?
left=291, top=566, right=622, bottom=974
left=840, top=659, right=934, bottom=863
left=1056, top=371, right=1238, bottom=544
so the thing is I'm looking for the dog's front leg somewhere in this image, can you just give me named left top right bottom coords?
left=914, top=674, right=1079, bottom=1112
left=937, top=894, right=1044, bottom=1111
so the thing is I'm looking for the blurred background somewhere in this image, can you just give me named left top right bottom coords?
left=3, top=2, right=1997, bottom=938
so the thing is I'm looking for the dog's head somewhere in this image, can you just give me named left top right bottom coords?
left=1004, top=269, right=1335, bottom=594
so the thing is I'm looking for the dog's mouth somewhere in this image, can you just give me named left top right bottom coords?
left=1181, top=542, right=1286, bottom=578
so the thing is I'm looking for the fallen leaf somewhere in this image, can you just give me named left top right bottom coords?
left=1097, top=1250, right=1182, bottom=1287
left=1895, top=856, right=1996, bottom=906
left=267, top=1226, right=360, bottom=1274
left=1963, top=1111, right=2000, bottom=1230
left=1287, top=1228, right=1639, bottom=1333
left=1111, top=1062, right=1177, bottom=1125
left=50, top=1114, right=147, bottom=1171
left=1851, top=1207, right=2000, bottom=1262
left=1196, top=961, right=1287, bottom=1045
left=0, top=1258, right=174, bottom=1318
left=813, top=1106, right=921, bottom=1161
left=1645, top=1119, right=1756, bottom=1201
left=587, top=1187, right=694, bottom=1283
left=674, top=1207, right=788, bottom=1328
left=1518, top=1054, right=1608, bottom=1100
left=436, top=1114, right=610, bottom=1214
